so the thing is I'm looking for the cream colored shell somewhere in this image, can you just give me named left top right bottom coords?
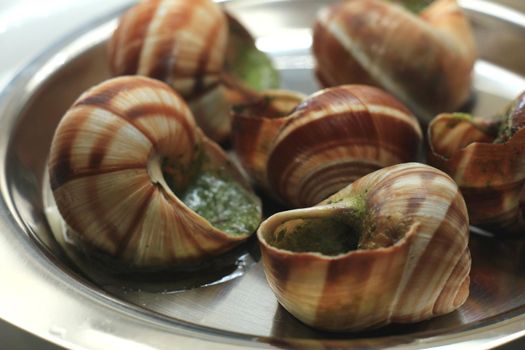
left=233, top=85, right=423, bottom=208
left=258, top=163, right=470, bottom=331
left=49, top=76, right=255, bottom=268
left=313, top=0, right=476, bottom=121
left=108, top=0, right=227, bottom=98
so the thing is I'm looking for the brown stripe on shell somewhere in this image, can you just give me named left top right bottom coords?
left=267, top=109, right=375, bottom=189
left=429, top=110, right=525, bottom=234
left=461, top=181, right=523, bottom=228
left=262, top=249, right=292, bottom=296
left=154, top=191, right=210, bottom=263
left=108, top=0, right=161, bottom=75
left=392, top=191, right=469, bottom=322
left=289, top=85, right=364, bottom=116
left=267, top=109, right=420, bottom=206
left=75, top=77, right=182, bottom=149
left=145, top=0, right=194, bottom=82
left=192, top=13, right=225, bottom=95
left=232, top=91, right=305, bottom=188
left=50, top=75, right=256, bottom=267
left=126, top=102, right=197, bottom=147
left=312, top=0, right=476, bottom=120
left=433, top=246, right=471, bottom=315
left=403, top=171, right=440, bottom=215
left=257, top=163, right=470, bottom=331
left=115, top=185, right=156, bottom=257
left=85, top=172, right=135, bottom=250
left=348, top=85, right=414, bottom=117
left=52, top=164, right=145, bottom=192
left=50, top=113, right=91, bottom=190
left=87, top=116, right=124, bottom=170
left=315, top=250, right=375, bottom=328
left=297, top=160, right=382, bottom=206
left=74, top=76, right=174, bottom=109
left=312, top=11, right=378, bottom=88
left=231, top=110, right=268, bottom=182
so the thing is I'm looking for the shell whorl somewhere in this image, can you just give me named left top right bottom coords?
left=49, top=76, right=252, bottom=267
left=312, top=0, right=476, bottom=121
left=234, top=85, right=422, bottom=208
left=108, top=0, right=227, bottom=98
left=257, top=163, right=471, bottom=331
left=428, top=104, right=525, bottom=235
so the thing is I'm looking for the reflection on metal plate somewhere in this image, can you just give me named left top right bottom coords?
left=0, top=1, right=525, bottom=349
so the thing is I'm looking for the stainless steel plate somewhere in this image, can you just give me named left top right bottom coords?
left=1, top=1, right=525, bottom=349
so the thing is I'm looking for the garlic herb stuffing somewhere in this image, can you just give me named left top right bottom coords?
left=258, top=163, right=471, bottom=332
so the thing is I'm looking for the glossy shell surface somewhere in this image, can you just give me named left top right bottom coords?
left=108, top=0, right=227, bottom=98
left=233, top=85, right=422, bottom=207
left=49, top=76, right=257, bottom=267
left=258, top=163, right=471, bottom=331
left=312, top=0, right=476, bottom=121
left=428, top=96, right=525, bottom=235
left=1, top=1, right=525, bottom=349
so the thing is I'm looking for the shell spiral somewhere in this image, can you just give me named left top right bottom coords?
left=312, top=0, right=476, bottom=121
left=49, top=76, right=256, bottom=267
left=428, top=93, right=525, bottom=235
left=257, top=163, right=471, bottom=331
left=233, top=85, right=422, bottom=208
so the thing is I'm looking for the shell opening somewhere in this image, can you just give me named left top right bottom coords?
left=268, top=215, right=360, bottom=256
left=263, top=197, right=411, bottom=256
left=157, top=152, right=261, bottom=237
left=494, top=93, right=525, bottom=143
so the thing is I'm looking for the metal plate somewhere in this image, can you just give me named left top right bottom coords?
left=1, top=0, right=525, bottom=349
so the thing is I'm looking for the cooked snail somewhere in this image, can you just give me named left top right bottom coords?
left=233, top=85, right=422, bottom=208
left=48, top=76, right=261, bottom=268
left=428, top=92, right=525, bottom=235
left=108, top=0, right=278, bottom=142
left=258, top=163, right=471, bottom=332
left=312, top=0, right=476, bottom=121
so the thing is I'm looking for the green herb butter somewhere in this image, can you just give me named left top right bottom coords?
left=270, top=218, right=359, bottom=256
left=388, top=0, right=435, bottom=14
left=180, top=171, right=261, bottom=236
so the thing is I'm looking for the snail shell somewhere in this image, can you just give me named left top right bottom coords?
left=312, top=0, right=476, bottom=121
left=258, top=163, right=471, bottom=332
left=233, top=85, right=422, bottom=208
left=108, top=0, right=226, bottom=97
left=108, top=0, right=231, bottom=141
left=108, top=0, right=279, bottom=143
left=48, top=76, right=261, bottom=268
left=428, top=92, right=525, bottom=235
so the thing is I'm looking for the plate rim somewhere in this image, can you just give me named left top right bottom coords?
left=0, top=1, right=525, bottom=349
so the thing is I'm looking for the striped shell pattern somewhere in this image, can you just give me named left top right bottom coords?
left=233, top=85, right=423, bottom=208
left=428, top=92, right=525, bottom=235
left=108, top=0, right=231, bottom=141
left=109, top=0, right=226, bottom=97
left=257, top=163, right=471, bottom=331
left=312, top=0, right=476, bottom=121
left=48, top=76, right=260, bottom=268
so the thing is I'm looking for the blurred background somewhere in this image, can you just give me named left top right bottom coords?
left=0, top=0, right=524, bottom=349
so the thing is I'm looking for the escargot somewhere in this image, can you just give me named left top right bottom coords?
left=108, top=0, right=278, bottom=142
left=258, top=163, right=471, bottom=332
left=48, top=76, right=262, bottom=268
left=233, top=85, right=422, bottom=208
left=428, top=92, right=525, bottom=235
left=312, top=0, right=476, bottom=121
